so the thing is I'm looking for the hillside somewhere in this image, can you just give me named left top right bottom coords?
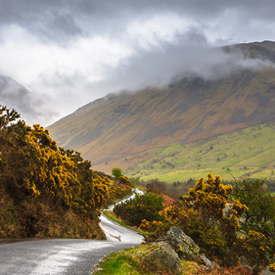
left=126, top=123, right=275, bottom=182
left=48, top=41, right=275, bottom=179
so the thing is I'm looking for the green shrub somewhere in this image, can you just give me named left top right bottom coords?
left=113, top=192, right=164, bottom=227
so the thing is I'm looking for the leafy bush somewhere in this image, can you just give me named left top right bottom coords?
left=231, top=178, right=275, bottom=245
left=230, top=178, right=275, bottom=271
left=233, top=231, right=268, bottom=273
left=113, top=192, right=164, bottom=227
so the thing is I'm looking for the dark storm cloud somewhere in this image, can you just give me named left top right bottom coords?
left=0, top=0, right=274, bottom=44
left=0, top=0, right=275, bottom=125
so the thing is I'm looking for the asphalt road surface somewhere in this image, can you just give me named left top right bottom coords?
left=0, top=214, right=143, bottom=275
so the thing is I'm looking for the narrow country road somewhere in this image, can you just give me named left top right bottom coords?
left=0, top=213, right=143, bottom=275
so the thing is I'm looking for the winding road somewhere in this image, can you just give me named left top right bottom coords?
left=0, top=212, right=143, bottom=275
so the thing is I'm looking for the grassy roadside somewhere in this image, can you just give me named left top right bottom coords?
left=93, top=245, right=202, bottom=275
left=93, top=244, right=255, bottom=275
left=103, top=210, right=132, bottom=229
left=113, top=193, right=133, bottom=204
left=103, top=210, right=148, bottom=236
left=103, top=187, right=148, bottom=235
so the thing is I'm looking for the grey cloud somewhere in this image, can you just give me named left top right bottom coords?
left=0, top=0, right=274, bottom=44
left=1, top=0, right=275, bottom=125
left=28, top=70, right=94, bottom=122
left=0, top=74, right=58, bottom=125
left=82, top=33, right=274, bottom=98
left=29, top=25, right=275, bottom=125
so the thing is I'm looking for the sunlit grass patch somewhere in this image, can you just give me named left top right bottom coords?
left=103, top=211, right=149, bottom=236
left=93, top=246, right=152, bottom=275
left=93, top=245, right=202, bottom=275
left=126, top=123, right=275, bottom=183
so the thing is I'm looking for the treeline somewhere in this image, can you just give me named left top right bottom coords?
left=130, top=176, right=275, bottom=200
left=0, top=106, right=130, bottom=239
left=129, top=177, right=196, bottom=199
left=115, top=173, right=275, bottom=273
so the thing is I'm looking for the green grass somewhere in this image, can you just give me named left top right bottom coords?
left=103, top=210, right=149, bottom=236
left=93, top=246, right=151, bottom=275
left=93, top=245, right=201, bottom=275
left=103, top=211, right=132, bottom=229
left=125, top=123, right=275, bottom=183
left=113, top=193, right=133, bottom=204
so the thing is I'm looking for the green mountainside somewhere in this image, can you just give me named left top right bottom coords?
left=126, top=123, right=275, bottom=182
left=48, top=41, right=275, bottom=181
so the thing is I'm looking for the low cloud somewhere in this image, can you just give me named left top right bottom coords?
left=80, top=33, right=275, bottom=97
left=28, top=32, right=275, bottom=126
left=0, top=75, right=57, bottom=125
left=0, top=1, right=275, bottom=125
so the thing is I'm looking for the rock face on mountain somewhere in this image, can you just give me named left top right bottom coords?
left=48, top=41, right=275, bottom=174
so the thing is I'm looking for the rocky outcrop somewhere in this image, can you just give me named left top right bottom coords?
left=138, top=227, right=219, bottom=274
left=156, top=226, right=200, bottom=261
left=140, top=241, right=183, bottom=275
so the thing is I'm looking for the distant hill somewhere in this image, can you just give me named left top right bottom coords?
left=0, top=75, right=33, bottom=117
left=48, top=41, right=275, bottom=181
left=0, top=75, right=52, bottom=124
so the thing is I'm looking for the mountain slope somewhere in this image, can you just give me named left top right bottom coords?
left=48, top=41, right=275, bottom=176
left=126, top=122, right=275, bottom=182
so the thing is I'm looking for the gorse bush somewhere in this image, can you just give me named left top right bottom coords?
left=168, top=173, right=248, bottom=263
left=160, top=173, right=274, bottom=271
left=0, top=106, right=111, bottom=238
left=109, top=176, right=132, bottom=200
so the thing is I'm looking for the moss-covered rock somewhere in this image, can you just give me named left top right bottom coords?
left=157, top=226, right=200, bottom=260
left=140, top=241, right=182, bottom=274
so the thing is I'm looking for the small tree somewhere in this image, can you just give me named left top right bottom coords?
left=112, top=167, right=122, bottom=181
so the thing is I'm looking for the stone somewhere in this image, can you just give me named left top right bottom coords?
left=140, top=241, right=182, bottom=275
left=157, top=226, right=200, bottom=261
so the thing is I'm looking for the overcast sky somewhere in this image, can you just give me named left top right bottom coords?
left=0, top=0, right=275, bottom=125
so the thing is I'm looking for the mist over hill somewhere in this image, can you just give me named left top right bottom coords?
left=48, top=41, right=275, bottom=179
left=0, top=74, right=56, bottom=125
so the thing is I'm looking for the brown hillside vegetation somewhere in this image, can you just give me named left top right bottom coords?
left=48, top=41, right=275, bottom=174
